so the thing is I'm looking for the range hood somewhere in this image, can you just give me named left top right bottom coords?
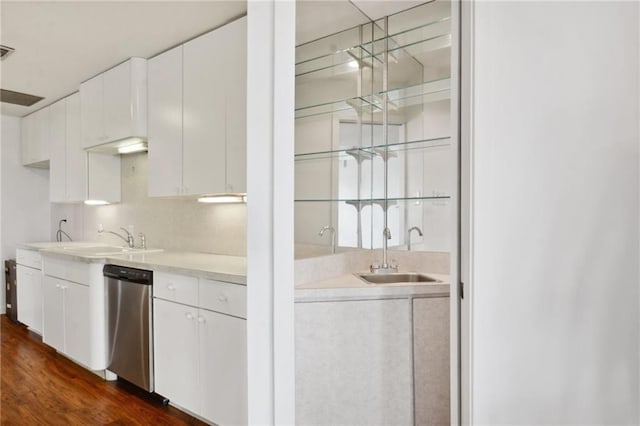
left=86, top=137, right=148, bottom=155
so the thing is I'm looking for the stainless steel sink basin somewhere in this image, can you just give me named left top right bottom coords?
left=356, top=272, right=441, bottom=285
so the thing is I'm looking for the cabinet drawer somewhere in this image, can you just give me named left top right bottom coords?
left=154, top=272, right=198, bottom=306
left=199, top=279, right=246, bottom=318
left=16, top=249, right=42, bottom=270
left=42, top=256, right=90, bottom=285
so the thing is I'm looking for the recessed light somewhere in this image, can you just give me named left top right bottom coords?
left=84, top=200, right=110, bottom=206
left=197, top=194, right=247, bottom=204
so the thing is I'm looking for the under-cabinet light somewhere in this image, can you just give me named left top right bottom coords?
left=197, top=194, right=247, bottom=204
left=118, top=141, right=147, bottom=154
left=84, top=200, right=110, bottom=206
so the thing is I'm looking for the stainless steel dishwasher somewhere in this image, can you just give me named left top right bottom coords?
left=104, top=265, right=154, bottom=392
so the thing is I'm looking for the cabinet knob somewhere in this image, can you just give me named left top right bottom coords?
left=55, top=283, right=61, bottom=289
left=218, top=294, right=228, bottom=303
left=167, top=284, right=176, bottom=291
left=197, top=316, right=206, bottom=324
left=185, top=312, right=194, bottom=320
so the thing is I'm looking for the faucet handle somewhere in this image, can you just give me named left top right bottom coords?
left=138, top=233, right=147, bottom=250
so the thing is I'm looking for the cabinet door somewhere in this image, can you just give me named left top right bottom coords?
left=21, top=114, right=34, bottom=166
left=80, top=74, right=104, bottom=148
left=42, top=276, right=65, bottom=352
left=148, top=46, right=183, bottom=197
left=64, top=281, right=91, bottom=366
left=65, top=93, right=88, bottom=202
left=153, top=299, right=199, bottom=412
left=198, top=310, right=247, bottom=425
left=223, top=17, right=247, bottom=194
left=49, top=99, right=67, bottom=202
left=295, top=299, right=413, bottom=425
left=16, top=265, right=42, bottom=334
left=103, top=60, right=133, bottom=142
left=413, top=297, right=450, bottom=426
left=34, top=107, right=50, bottom=164
left=183, top=29, right=226, bottom=196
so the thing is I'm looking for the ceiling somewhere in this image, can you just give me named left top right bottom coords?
left=0, top=1, right=247, bottom=117
left=1, top=0, right=427, bottom=117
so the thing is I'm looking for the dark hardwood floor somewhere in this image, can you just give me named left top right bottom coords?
left=0, top=315, right=206, bottom=425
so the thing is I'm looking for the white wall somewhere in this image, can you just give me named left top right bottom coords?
left=466, top=1, right=639, bottom=423
left=1, top=115, right=51, bottom=313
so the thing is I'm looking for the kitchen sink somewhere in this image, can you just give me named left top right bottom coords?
left=356, top=272, right=441, bottom=285
left=61, top=246, right=163, bottom=257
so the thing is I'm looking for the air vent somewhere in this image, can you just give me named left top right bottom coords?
left=0, top=45, right=14, bottom=60
left=0, top=89, right=44, bottom=107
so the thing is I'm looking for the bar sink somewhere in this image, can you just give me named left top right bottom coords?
left=356, top=272, right=441, bottom=285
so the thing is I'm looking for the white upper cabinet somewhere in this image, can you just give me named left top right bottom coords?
left=80, top=57, right=147, bottom=149
left=148, top=16, right=246, bottom=197
left=50, top=92, right=118, bottom=203
left=21, top=107, right=50, bottom=167
left=49, top=99, right=67, bottom=202
left=223, top=17, right=247, bottom=194
left=148, top=45, right=183, bottom=197
left=65, top=93, right=89, bottom=202
left=182, top=26, right=227, bottom=196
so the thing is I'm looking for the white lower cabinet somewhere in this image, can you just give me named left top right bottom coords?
left=41, top=256, right=107, bottom=370
left=42, top=277, right=65, bottom=351
left=16, top=264, right=43, bottom=334
left=154, top=276, right=247, bottom=426
left=42, top=276, right=91, bottom=367
left=153, top=298, right=199, bottom=411
left=198, top=309, right=247, bottom=426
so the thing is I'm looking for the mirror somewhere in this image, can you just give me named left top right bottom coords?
left=295, top=1, right=453, bottom=258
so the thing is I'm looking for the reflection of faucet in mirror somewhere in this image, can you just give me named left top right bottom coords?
left=56, top=219, right=72, bottom=242
left=318, top=225, right=336, bottom=254
left=407, top=226, right=423, bottom=251
left=98, top=224, right=135, bottom=248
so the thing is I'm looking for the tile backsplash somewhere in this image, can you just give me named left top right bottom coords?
left=51, top=152, right=246, bottom=256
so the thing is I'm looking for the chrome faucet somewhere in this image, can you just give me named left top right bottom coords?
left=56, top=219, right=72, bottom=242
left=318, top=225, right=336, bottom=254
left=371, top=227, right=398, bottom=274
left=98, top=225, right=135, bottom=248
left=407, top=226, right=423, bottom=251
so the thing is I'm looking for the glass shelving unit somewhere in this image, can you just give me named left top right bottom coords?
left=294, top=1, right=453, bottom=250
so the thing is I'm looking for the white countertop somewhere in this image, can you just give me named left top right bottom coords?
left=295, top=272, right=450, bottom=302
left=20, top=242, right=246, bottom=285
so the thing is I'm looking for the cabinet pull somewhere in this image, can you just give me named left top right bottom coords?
left=185, top=312, right=194, bottom=320
left=197, top=316, right=206, bottom=324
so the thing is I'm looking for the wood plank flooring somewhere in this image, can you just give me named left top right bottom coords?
left=0, top=315, right=206, bottom=425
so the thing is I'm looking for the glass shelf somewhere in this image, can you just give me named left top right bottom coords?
left=367, top=18, right=451, bottom=60
left=295, top=45, right=380, bottom=84
left=295, top=77, right=451, bottom=119
left=294, top=136, right=451, bottom=160
left=295, top=4, right=450, bottom=80
left=294, top=196, right=450, bottom=203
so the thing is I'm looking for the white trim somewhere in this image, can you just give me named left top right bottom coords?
left=459, top=0, right=475, bottom=424
left=273, top=1, right=296, bottom=425
left=246, top=1, right=296, bottom=424
left=247, top=3, right=275, bottom=424
left=449, top=1, right=461, bottom=425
